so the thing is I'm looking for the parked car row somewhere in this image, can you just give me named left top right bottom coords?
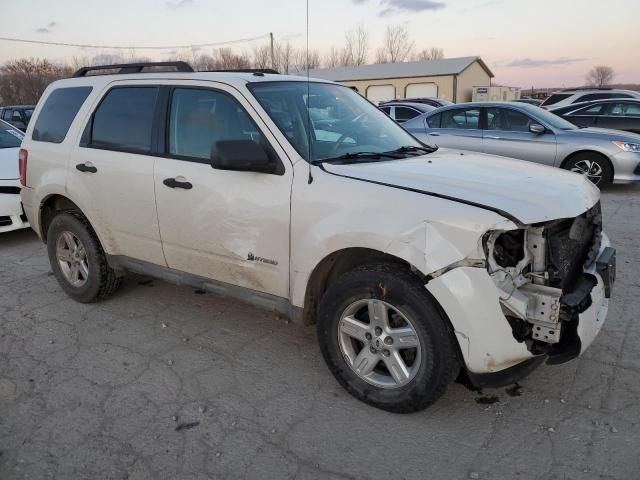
left=0, top=105, right=36, bottom=132
left=0, top=119, right=29, bottom=233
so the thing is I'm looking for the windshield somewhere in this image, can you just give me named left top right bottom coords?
left=531, top=106, right=578, bottom=130
left=0, top=121, right=24, bottom=149
left=249, top=81, right=426, bottom=162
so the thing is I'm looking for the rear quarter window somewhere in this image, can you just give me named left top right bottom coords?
left=32, top=87, right=93, bottom=143
left=426, top=113, right=441, bottom=128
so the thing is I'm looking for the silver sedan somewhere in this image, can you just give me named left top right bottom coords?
left=403, top=101, right=640, bottom=186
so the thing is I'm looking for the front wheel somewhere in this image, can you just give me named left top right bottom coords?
left=317, top=264, right=460, bottom=413
left=564, top=154, right=612, bottom=187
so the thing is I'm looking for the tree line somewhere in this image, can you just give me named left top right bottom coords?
left=0, top=24, right=445, bottom=105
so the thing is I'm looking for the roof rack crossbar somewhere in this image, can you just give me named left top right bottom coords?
left=72, top=61, right=193, bottom=77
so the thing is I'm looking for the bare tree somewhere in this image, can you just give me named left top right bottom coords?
left=376, top=24, right=414, bottom=64
left=276, top=41, right=295, bottom=74
left=0, top=58, right=71, bottom=105
left=413, top=47, right=444, bottom=61
left=293, top=49, right=320, bottom=74
left=586, top=65, right=615, bottom=87
left=324, top=46, right=341, bottom=68
left=252, top=44, right=272, bottom=69
left=344, top=24, right=369, bottom=66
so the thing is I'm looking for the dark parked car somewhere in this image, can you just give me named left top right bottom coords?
left=550, top=98, right=640, bottom=134
left=515, top=98, right=543, bottom=106
left=381, top=97, right=453, bottom=109
left=379, top=101, right=435, bottom=123
left=0, top=105, right=35, bottom=132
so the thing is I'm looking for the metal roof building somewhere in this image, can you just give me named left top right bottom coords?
left=308, top=56, right=494, bottom=103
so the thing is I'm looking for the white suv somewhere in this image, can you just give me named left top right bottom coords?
left=540, top=88, right=640, bottom=109
left=20, top=62, right=615, bottom=412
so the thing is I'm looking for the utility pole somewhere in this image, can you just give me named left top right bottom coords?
left=270, top=32, right=275, bottom=70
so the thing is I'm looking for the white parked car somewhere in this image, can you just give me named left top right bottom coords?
left=20, top=62, right=615, bottom=412
left=0, top=119, right=29, bottom=233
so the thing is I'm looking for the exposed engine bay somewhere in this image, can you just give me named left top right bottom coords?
left=484, top=202, right=610, bottom=360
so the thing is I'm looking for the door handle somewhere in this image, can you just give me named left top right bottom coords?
left=486, top=136, right=502, bottom=140
left=76, top=163, right=97, bottom=173
left=163, top=177, right=193, bottom=190
left=429, top=132, right=441, bottom=136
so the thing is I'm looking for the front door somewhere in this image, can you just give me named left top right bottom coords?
left=153, top=84, right=292, bottom=298
left=482, top=107, right=557, bottom=166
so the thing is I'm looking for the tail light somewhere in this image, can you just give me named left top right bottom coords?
left=18, top=149, right=28, bottom=187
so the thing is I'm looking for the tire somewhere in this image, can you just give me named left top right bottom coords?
left=317, top=263, right=460, bottom=413
left=47, top=212, right=121, bottom=303
left=563, top=153, right=612, bottom=187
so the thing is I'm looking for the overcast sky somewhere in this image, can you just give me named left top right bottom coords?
left=1, top=0, right=638, bottom=88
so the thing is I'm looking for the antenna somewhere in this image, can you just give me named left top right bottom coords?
left=306, top=0, right=314, bottom=184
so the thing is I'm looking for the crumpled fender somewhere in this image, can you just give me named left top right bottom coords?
left=385, top=218, right=516, bottom=276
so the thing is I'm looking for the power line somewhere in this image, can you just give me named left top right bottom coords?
left=0, top=34, right=270, bottom=50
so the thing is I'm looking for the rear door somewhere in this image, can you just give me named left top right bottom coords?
left=66, top=82, right=166, bottom=265
left=425, top=107, right=483, bottom=151
left=482, top=106, right=557, bottom=166
left=153, top=82, right=292, bottom=298
left=597, top=102, right=640, bottom=133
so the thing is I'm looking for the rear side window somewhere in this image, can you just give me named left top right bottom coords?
left=394, top=107, right=421, bottom=122
left=426, top=113, right=441, bottom=128
left=32, top=87, right=92, bottom=143
left=440, top=108, right=480, bottom=129
left=540, top=93, right=572, bottom=106
left=89, top=87, right=159, bottom=153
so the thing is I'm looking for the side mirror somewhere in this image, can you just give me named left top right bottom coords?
left=210, top=140, right=275, bottom=174
left=529, top=123, right=545, bottom=134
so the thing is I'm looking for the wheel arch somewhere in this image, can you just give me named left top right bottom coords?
left=39, top=194, right=92, bottom=242
left=302, top=247, right=428, bottom=326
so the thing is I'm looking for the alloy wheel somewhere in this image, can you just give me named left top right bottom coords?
left=570, top=159, right=603, bottom=185
left=56, top=231, right=89, bottom=287
left=338, top=299, right=422, bottom=389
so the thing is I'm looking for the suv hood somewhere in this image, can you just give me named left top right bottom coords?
left=322, top=149, right=600, bottom=225
left=0, top=147, right=19, bottom=180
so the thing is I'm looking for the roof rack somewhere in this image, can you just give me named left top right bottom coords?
left=72, top=61, right=193, bottom=77
left=559, top=87, right=613, bottom=92
left=203, top=68, right=280, bottom=75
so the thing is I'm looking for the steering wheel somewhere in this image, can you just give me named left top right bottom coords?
left=327, top=113, right=367, bottom=157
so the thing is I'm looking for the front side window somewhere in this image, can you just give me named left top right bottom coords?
left=249, top=81, right=425, bottom=162
left=168, top=88, right=264, bottom=161
left=609, top=102, right=640, bottom=116
left=90, top=87, right=158, bottom=153
left=0, top=121, right=24, bottom=148
left=440, top=108, right=481, bottom=129
left=33, top=87, right=93, bottom=143
left=486, top=108, right=533, bottom=132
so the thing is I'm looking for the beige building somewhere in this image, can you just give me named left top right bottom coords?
left=307, top=56, right=494, bottom=104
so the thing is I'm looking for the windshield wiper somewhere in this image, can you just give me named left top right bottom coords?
left=312, top=151, right=405, bottom=165
left=386, top=145, right=438, bottom=155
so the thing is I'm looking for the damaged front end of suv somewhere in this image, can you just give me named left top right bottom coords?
left=484, top=202, right=615, bottom=369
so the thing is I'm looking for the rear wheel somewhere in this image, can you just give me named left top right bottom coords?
left=317, top=263, right=459, bottom=413
left=47, top=212, right=121, bottom=302
left=564, top=153, right=612, bottom=187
